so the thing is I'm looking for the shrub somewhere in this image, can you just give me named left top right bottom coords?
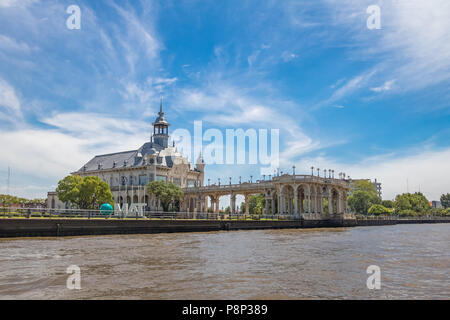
left=398, top=209, right=417, bottom=217
left=368, top=204, right=393, bottom=216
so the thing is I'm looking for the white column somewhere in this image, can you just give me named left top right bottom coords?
left=294, top=186, right=298, bottom=215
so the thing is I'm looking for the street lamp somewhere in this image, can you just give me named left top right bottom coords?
left=208, top=178, right=210, bottom=186
left=311, top=166, right=314, bottom=176
left=317, top=168, right=320, bottom=177
left=229, top=177, right=232, bottom=185
left=218, top=178, right=221, bottom=186
left=293, top=165, right=296, bottom=175
left=239, top=176, right=242, bottom=184
left=324, top=169, right=327, bottom=178
left=250, top=175, right=253, bottom=183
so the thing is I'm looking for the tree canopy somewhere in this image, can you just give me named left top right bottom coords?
left=0, top=194, right=46, bottom=206
left=368, top=204, right=394, bottom=216
left=56, top=175, right=113, bottom=209
left=440, top=193, right=450, bottom=209
left=348, top=190, right=381, bottom=215
left=347, top=180, right=382, bottom=214
left=146, top=181, right=183, bottom=212
left=394, top=192, right=431, bottom=216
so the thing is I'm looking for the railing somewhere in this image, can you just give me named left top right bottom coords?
left=0, top=207, right=301, bottom=221
left=355, top=214, right=450, bottom=221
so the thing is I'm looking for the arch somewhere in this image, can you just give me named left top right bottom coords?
left=189, top=197, right=195, bottom=213
left=280, top=184, right=295, bottom=214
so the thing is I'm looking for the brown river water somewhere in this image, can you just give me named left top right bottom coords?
left=0, top=224, right=448, bottom=299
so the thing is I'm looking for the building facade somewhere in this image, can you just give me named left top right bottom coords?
left=47, top=101, right=204, bottom=210
left=182, top=174, right=351, bottom=218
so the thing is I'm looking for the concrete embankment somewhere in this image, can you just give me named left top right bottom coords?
left=0, top=217, right=448, bottom=238
left=0, top=218, right=347, bottom=238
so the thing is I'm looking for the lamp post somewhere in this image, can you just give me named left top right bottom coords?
left=263, top=175, right=266, bottom=181
left=229, top=177, right=232, bottom=185
left=239, top=176, right=242, bottom=184
left=311, top=166, right=314, bottom=176
left=317, top=168, right=320, bottom=177
left=218, top=178, right=221, bottom=186
left=324, top=169, right=327, bottom=178
left=208, top=178, right=210, bottom=186
left=250, top=175, right=253, bottom=183
left=293, top=165, right=296, bottom=176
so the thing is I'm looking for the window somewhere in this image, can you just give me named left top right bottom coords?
left=156, top=175, right=167, bottom=182
left=173, top=178, right=181, bottom=186
left=187, top=179, right=196, bottom=187
left=139, top=175, right=147, bottom=185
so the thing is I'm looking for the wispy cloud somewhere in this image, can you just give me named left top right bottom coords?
left=294, top=146, right=450, bottom=201
left=371, top=80, right=396, bottom=93
left=324, top=0, right=450, bottom=92
left=0, top=77, right=22, bottom=120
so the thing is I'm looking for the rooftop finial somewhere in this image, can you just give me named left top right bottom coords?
left=159, top=95, right=163, bottom=115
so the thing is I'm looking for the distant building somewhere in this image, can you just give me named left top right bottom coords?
left=47, top=100, right=205, bottom=210
left=431, top=201, right=442, bottom=208
left=350, top=178, right=382, bottom=198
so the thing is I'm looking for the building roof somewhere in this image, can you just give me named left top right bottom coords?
left=76, top=142, right=197, bottom=173
left=75, top=100, right=198, bottom=174
left=152, top=98, right=170, bottom=127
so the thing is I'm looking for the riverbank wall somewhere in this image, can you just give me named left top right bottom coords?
left=0, top=217, right=448, bottom=238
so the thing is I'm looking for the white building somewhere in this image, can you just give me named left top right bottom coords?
left=47, top=101, right=204, bottom=210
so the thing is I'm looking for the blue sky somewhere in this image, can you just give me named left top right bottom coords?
left=0, top=0, right=449, bottom=202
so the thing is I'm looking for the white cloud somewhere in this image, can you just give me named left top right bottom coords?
left=371, top=80, right=396, bottom=93
left=0, top=34, right=31, bottom=53
left=281, top=51, right=298, bottom=62
left=325, top=0, right=450, bottom=91
left=0, top=77, right=22, bottom=118
left=0, top=112, right=151, bottom=189
left=294, top=147, right=450, bottom=201
left=176, top=83, right=327, bottom=166
left=317, top=70, right=376, bottom=108
left=0, top=0, right=37, bottom=8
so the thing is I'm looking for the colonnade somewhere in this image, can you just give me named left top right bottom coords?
left=182, top=178, right=349, bottom=217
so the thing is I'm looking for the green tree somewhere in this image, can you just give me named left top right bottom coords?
left=351, top=180, right=379, bottom=196
left=347, top=179, right=381, bottom=215
left=381, top=200, right=394, bottom=208
left=56, top=175, right=113, bottom=209
left=56, top=175, right=83, bottom=205
left=368, top=204, right=393, bottom=216
left=79, top=176, right=114, bottom=209
left=146, top=181, right=183, bottom=212
left=348, top=190, right=381, bottom=215
left=394, top=192, right=431, bottom=216
left=440, top=193, right=450, bottom=209
left=248, top=194, right=265, bottom=215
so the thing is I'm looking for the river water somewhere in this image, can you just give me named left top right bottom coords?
left=0, top=224, right=448, bottom=299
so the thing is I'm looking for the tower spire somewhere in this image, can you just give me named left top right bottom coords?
left=152, top=97, right=170, bottom=148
